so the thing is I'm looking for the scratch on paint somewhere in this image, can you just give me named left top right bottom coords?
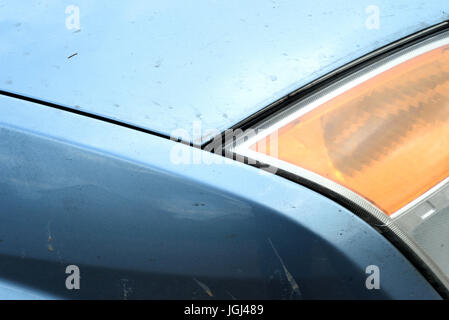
left=193, top=278, right=214, bottom=297
left=226, top=291, right=237, bottom=300
left=268, top=238, right=302, bottom=299
left=47, top=221, right=52, bottom=243
left=46, top=221, right=63, bottom=263
left=47, top=221, right=54, bottom=252
left=120, top=279, right=133, bottom=300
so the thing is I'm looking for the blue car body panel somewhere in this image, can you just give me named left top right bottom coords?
left=1, top=0, right=448, bottom=143
left=0, top=95, right=441, bottom=299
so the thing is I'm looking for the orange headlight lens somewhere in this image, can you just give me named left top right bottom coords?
left=230, top=32, right=449, bottom=291
left=250, top=42, right=449, bottom=215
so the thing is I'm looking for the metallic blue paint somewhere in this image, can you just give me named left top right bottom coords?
left=0, top=95, right=440, bottom=299
left=1, top=1, right=448, bottom=142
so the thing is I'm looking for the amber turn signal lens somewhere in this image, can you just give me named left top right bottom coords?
left=251, top=43, right=449, bottom=215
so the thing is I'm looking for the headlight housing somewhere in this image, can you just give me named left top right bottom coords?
left=228, top=28, right=449, bottom=293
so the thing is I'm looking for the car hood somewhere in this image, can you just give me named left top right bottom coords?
left=1, top=0, right=448, bottom=143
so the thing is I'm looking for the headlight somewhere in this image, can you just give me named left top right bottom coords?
left=228, top=29, right=449, bottom=293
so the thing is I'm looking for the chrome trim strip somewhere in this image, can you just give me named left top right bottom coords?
left=391, top=176, right=449, bottom=219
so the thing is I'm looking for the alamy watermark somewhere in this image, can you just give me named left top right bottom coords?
left=365, top=265, right=380, bottom=290
left=168, top=121, right=279, bottom=174
left=65, top=264, right=80, bottom=290
left=365, top=5, right=380, bottom=30
left=65, top=5, right=80, bottom=31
